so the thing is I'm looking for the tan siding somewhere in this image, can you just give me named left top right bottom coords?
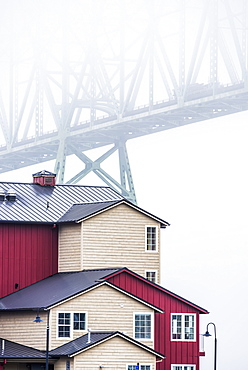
left=58, top=224, right=82, bottom=272
left=50, top=284, right=154, bottom=350
left=0, top=311, right=48, bottom=350
left=69, top=336, right=156, bottom=370
left=82, top=204, right=161, bottom=282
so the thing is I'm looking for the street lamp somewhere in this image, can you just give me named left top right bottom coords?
left=33, top=311, right=50, bottom=370
left=203, top=322, right=217, bottom=370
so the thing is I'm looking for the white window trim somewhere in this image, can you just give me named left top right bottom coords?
left=133, top=312, right=154, bottom=341
left=145, top=225, right=158, bottom=252
left=171, top=313, right=196, bottom=342
left=171, top=365, right=196, bottom=370
left=126, top=364, right=152, bottom=370
left=145, top=270, right=157, bottom=284
left=56, top=311, right=87, bottom=340
left=72, top=311, right=88, bottom=332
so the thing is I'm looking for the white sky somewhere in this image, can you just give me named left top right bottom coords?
left=1, top=110, right=247, bottom=369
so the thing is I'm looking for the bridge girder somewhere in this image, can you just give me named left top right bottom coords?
left=0, top=0, right=248, bottom=202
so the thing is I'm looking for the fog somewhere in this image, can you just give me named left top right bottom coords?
left=0, top=1, right=248, bottom=369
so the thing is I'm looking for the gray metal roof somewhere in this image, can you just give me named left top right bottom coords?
left=0, top=269, right=120, bottom=310
left=49, top=331, right=165, bottom=359
left=58, top=200, right=121, bottom=222
left=0, top=338, right=45, bottom=359
left=0, top=181, right=123, bottom=223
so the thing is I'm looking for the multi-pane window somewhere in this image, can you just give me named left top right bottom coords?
left=145, top=271, right=157, bottom=283
left=171, top=314, right=195, bottom=341
left=58, top=313, right=71, bottom=338
left=58, top=312, right=86, bottom=338
left=73, top=313, right=86, bottom=330
left=134, top=314, right=152, bottom=339
left=172, top=366, right=195, bottom=370
left=146, top=226, right=157, bottom=251
left=127, top=366, right=151, bottom=370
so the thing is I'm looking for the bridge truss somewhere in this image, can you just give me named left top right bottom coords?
left=0, top=0, right=248, bottom=202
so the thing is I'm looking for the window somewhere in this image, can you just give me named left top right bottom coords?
left=171, top=314, right=196, bottom=341
left=134, top=313, right=152, bottom=339
left=58, top=313, right=71, bottom=338
left=146, top=226, right=157, bottom=251
left=57, top=312, right=87, bottom=338
left=172, top=366, right=195, bottom=370
left=127, top=365, right=151, bottom=370
left=73, top=313, right=86, bottom=330
left=145, top=270, right=157, bottom=283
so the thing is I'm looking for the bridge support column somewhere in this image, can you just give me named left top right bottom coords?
left=66, top=141, right=137, bottom=204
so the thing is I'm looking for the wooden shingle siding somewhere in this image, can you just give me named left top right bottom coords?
left=58, top=224, right=82, bottom=272
left=70, top=336, right=156, bottom=370
left=50, top=284, right=154, bottom=350
left=82, top=204, right=161, bottom=282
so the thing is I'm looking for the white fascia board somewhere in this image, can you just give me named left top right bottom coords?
left=69, top=332, right=165, bottom=359
left=47, top=281, right=163, bottom=313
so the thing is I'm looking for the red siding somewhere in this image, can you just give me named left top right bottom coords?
left=107, top=271, right=206, bottom=370
left=0, top=223, right=58, bottom=298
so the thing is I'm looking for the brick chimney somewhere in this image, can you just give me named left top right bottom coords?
left=32, top=170, right=56, bottom=186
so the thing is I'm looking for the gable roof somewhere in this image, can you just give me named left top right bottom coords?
left=49, top=331, right=165, bottom=359
left=0, top=181, right=123, bottom=223
left=57, top=199, right=170, bottom=227
left=0, top=338, right=46, bottom=359
left=105, top=268, right=209, bottom=314
left=0, top=181, right=169, bottom=227
left=0, top=269, right=163, bottom=313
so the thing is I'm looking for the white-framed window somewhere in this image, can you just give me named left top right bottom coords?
left=134, top=313, right=153, bottom=340
left=127, top=365, right=151, bottom=370
left=145, top=270, right=157, bottom=283
left=171, top=365, right=196, bottom=370
left=57, top=312, right=87, bottom=339
left=58, top=312, right=71, bottom=338
left=171, top=314, right=196, bottom=341
left=145, top=226, right=158, bottom=251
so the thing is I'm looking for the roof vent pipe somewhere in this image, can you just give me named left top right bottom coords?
left=1, top=339, right=5, bottom=355
left=87, top=328, right=91, bottom=343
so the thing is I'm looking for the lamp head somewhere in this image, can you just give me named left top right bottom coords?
left=33, top=315, right=43, bottom=323
left=203, top=330, right=211, bottom=337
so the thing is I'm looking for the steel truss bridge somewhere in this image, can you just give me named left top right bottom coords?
left=0, top=0, right=248, bottom=203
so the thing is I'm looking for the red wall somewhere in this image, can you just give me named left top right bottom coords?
left=0, top=223, right=58, bottom=298
left=107, top=271, right=205, bottom=370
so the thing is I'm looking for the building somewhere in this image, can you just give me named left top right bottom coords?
left=0, top=171, right=208, bottom=370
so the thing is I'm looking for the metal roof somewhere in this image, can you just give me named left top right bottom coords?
left=0, top=338, right=45, bottom=359
left=49, top=331, right=165, bottom=359
left=57, top=199, right=170, bottom=226
left=0, top=268, right=164, bottom=313
left=57, top=200, right=121, bottom=222
left=0, top=269, right=120, bottom=310
left=0, top=181, right=123, bottom=223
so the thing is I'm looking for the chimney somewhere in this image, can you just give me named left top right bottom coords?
left=32, top=170, right=56, bottom=186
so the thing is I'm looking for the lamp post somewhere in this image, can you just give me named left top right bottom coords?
left=33, top=311, right=50, bottom=370
left=203, top=322, right=217, bottom=370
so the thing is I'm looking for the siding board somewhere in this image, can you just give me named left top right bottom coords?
left=107, top=271, right=205, bottom=370
left=0, top=224, right=58, bottom=298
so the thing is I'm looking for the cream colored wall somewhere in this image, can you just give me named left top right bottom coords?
left=81, top=204, right=161, bottom=282
left=0, top=311, right=48, bottom=350
left=58, top=223, right=81, bottom=272
left=55, top=336, right=156, bottom=370
left=0, top=285, right=154, bottom=352
left=50, top=284, right=154, bottom=350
